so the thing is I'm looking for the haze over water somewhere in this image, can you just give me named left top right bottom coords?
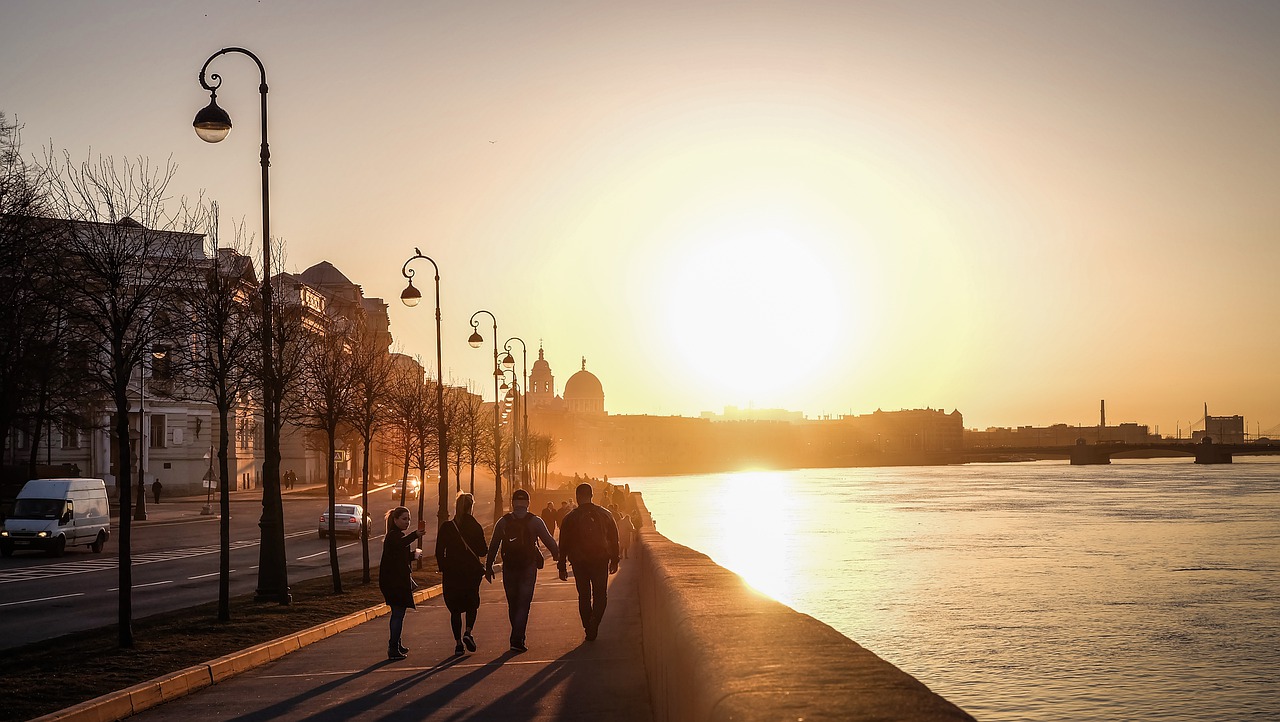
left=625, top=458, right=1280, bottom=721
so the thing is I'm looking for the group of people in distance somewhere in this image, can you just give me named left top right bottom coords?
left=379, top=482, right=630, bottom=659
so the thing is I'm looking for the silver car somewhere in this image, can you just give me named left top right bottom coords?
left=318, top=504, right=370, bottom=539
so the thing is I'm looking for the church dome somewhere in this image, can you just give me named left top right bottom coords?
left=564, top=366, right=603, bottom=400
left=563, top=358, right=604, bottom=414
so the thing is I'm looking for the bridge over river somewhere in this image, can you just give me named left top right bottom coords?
left=968, top=439, right=1280, bottom=465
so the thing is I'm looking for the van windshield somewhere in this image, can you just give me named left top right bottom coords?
left=11, top=499, right=65, bottom=520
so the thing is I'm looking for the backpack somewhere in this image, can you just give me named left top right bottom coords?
left=500, top=513, right=542, bottom=568
left=574, top=506, right=610, bottom=562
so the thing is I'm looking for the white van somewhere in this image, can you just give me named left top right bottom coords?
left=0, top=478, right=111, bottom=557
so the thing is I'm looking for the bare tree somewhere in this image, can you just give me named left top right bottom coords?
left=294, top=311, right=355, bottom=594
left=177, top=211, right=258, bottom=621
left=0, top=112, right=65, bottom=473
left=528, top=432, right=557, bottom=489
left=41, top=151, right=209, bottom=648
left=453, top=382, right=485, bottom=496
left=386, top=357, right=427, bottom=508
left=251, top=240, right=315, bottom=603
left=346, top=327, right=397, bottom=584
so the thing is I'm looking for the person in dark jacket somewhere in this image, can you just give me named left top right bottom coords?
left=380, top=505, right=426, bottom=660
left=485, top=488, right=559, bottom=652
left=558, top=483, right=620, bottom=641
left=435, top=492, right=488, bottom=656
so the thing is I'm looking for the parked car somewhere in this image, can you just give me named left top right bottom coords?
left=1, top=478, right=111, bottom=557
left=319, top=504, right=370, bottom=539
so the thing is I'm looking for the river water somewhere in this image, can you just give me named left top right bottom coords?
left=622, top=458, right=1279, bottom=721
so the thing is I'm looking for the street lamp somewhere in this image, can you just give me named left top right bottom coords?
left=194, top=47, right=290, bottom=604
left=401, top=249, right=449, bottom=529
left=503, top=337, right=529, bottom=489
left=468, top=310, right=503, bottom=521
left=134, top=345, right=168, bottom=522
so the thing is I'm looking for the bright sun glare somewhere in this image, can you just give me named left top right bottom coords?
left=657, top=215, right=855, bottom=403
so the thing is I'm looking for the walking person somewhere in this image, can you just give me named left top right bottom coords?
left=436, top=492, right=488, bottom=656
left=540, top=501, right=558, bottom=535
left=485, top=489, right=559, bottom=653
left=558, top=483, right=620, bottom=641
left=609, top=503, right=634, bottom=559
left=151, top=479, right=162, bottom=504
left=380, top=506, right=426, bottom=660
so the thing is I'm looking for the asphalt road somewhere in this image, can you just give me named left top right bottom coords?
left=0, top=480, right=497, bottom=651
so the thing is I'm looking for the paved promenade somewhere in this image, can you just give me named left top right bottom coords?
left=129, top=558, right=654, bottom=721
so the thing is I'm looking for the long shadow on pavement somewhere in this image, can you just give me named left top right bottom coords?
left=224, top=657, right=430, bottom=722
left=290, top=650, right=519, bottom=722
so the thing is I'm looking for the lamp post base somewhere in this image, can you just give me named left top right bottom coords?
left=201, top=505, right=215, bottom=516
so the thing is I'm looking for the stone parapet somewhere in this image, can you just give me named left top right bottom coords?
left=634, top=523, right=975, bottom=721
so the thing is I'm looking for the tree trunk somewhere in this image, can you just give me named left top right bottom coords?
left=113, top=382, right=134, bottom=648
left=218, top=403, right=232, bottom=622
left=327, top=426, right=342, bottom=594
left=360, top=433, right=372, bottom=584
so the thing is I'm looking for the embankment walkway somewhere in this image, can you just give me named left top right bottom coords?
left=51, top=522, right=974, bottom=721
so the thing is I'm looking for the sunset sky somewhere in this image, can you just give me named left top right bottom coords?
left=3, top=1, right=1278, bottom=433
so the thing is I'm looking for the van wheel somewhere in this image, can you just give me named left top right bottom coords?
left=49, top=536, right=66, bottom=557
left=319, top=530, right=327, bottom=539
left=91, top=532, right=107, bottom=553
left=1, top=543, right=12, bottom=558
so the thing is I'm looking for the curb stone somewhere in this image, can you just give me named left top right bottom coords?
left=31, top=584, right=444, bottom=722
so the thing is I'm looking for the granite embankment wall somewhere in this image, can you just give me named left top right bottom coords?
left=633, top=526, right=976, bottom=721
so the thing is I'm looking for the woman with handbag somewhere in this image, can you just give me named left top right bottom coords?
left=435, top=491, right=489, bottom=655
left=380, top=505, right=426, bottom=660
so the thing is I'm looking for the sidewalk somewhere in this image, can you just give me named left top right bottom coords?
left=127, top=559, right=654, bottom=721
left=109, top=481, right=364, bottom=525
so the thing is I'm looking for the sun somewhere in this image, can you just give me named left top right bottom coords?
left=655, top=213, right=858, bottom=404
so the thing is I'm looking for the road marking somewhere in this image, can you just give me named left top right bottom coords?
left=0, top=528, right=321, bottom=585
left=297, top=541, right=361, bottom=560
left=0, top=592, right=85, bottom=608
left=187, top=570, right=235, bottom=580
left=106, top=580, right=174, bottom=592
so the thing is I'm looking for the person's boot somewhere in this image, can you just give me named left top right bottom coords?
left=462, top=632, right=477, bottom=652
left=388, top=643, right=406, bottom=660
left=397, top=643, right=409, bottom=654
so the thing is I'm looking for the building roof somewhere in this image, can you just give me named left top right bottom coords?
left=564, top=358, right=603, bottom=400
left=530, top=345, right=552, bottom=379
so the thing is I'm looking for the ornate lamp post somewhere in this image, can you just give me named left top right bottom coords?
left=468, top=311, right=504, bottom=521
left=193, top=47, right=289, bottom=604
left=401, top=249, right=449, bottom=529
left=502, top=337, right=529, bottom=489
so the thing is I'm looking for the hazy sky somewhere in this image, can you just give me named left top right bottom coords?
left=3, top=1, right=1278, bottom=433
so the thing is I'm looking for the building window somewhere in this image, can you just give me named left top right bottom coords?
left=61, top=425, right=81, bottom=449
left=150, top=415, right=166, bottom=449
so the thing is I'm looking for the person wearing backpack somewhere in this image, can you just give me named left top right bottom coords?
left=557, top=482, right=620, bottom=641
left=485, top=488, right=559, bottom=652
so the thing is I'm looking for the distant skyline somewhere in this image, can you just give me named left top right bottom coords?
left=3, top=1, right=1278, bottom=432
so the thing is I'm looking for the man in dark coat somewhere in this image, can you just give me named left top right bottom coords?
left=557, top=483, right=620, bottom=641
left=380, top=506, right=426, bottom=660
left=485, top=489, right=559, bottom=652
